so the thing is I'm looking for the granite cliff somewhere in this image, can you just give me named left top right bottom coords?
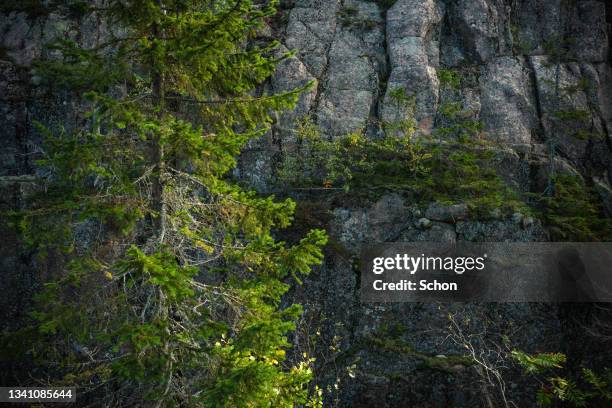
left=1, top=0, right=611, bottom=406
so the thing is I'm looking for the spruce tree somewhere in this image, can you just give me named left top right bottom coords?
left=7, top=0, right=326, bottom=406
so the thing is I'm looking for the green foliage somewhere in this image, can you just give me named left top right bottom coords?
left=33, top=40, right=129, bottom=92
left=510, top=24, right=533, bottom=55
left=535, top=174, right=612, bottom=241
left=550, top=108, right=599, bottom=141
left=514, top=351, right=612, bottom=407
left=553, top=109, right=590, bottom=123
left=384, top=87, right=418, bottom=137
left=542, top=33, right=576, bottom=63
left=337, top=7, right=376, bottom=30
left=573, top=129, right=601, bottom=141
left=9, top=0, right=327, bottom=406
left=118, top=246, right=199, bottom=301
left=278, top=117, right=528, bottom=218
left=278, top=117, right=427, bottom=193
left=435, top=101, right=484, bottom=142
left=511, top=350, right=566, bottom=374
left=279, top=91, right=526, bottom=218
left=420, top=142, right=528, bottom=217
left=437, top=68, right=461, bottom=89
left=366, top=329, right=474, bottom=374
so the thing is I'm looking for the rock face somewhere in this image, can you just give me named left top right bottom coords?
left=1, top=1, right=612, bottom=407
left=479, top=56, right=538, bottom=145
left=382, top=0, right=443, bottom=134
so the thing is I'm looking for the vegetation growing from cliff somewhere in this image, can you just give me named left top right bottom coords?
left=437, top=68, right=461, bottom=90
left=533, top=173, right=612, bottom=241
left=278, top=90, right=527, bottom=218
left=531, top=34, right=611, bottom=240
left=5, top=1, right=327, bottom=406
left=365, top=323, right=475, bottom=374
left=513, top=350, right=612, bottom=406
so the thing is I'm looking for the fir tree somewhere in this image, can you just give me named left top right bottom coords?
left=6, top=1, right=326, bottom=406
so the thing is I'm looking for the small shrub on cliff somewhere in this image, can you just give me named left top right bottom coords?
left=279, top=86, right=525, bottom=218
left=278, top=118, right=527, bottom=218
left=277, top=116, right=429, bottom=192
left=435, top=101, right=484, bottom=142
left=513, top=350, right=612, bottom=406
left=437, top=68, right=461, bottom=90
left=535, top=174, right=612, bottom=241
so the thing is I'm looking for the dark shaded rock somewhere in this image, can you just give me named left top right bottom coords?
left=425, top=203, right=469, bottom=223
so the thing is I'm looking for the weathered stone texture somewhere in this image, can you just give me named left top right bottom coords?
left=2, top=0, right=612, bottom=406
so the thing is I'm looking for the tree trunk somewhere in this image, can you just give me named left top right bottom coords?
left=150, top=4, right=167, bottom=245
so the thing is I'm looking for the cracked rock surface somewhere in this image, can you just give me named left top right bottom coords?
left=1, top=1, right=611, bottom=406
